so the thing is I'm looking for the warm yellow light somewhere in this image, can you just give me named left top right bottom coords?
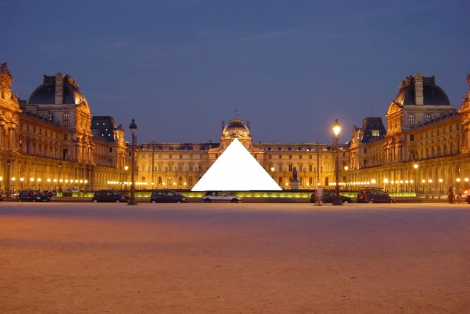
left=11, top=177, right=15, bottom=181
left=65, top=180, right=68, bottom=183
left=80, top=180, right=83, bottom=183
left=0, top=177, right=3, bottom=182
left=37, top=178, right=41, bottom=182
left=422, top=180, right=425, bottom=183
left=428, top=179, right=432, bottom=183
left=30, top=178, right=34, bottom=182
left=413, top=164, right=418, bottom=169
left=405, top=180, right=409, bottom=183
left=84, top=180, right=88, bottom=183
left=53, top=179, right=57, bottom=183
left=125, top=166, right=128, bottom=171
left=20, top=178, right=24, bottom=182
left=271, top=167, right=274, bottom=172
left=410, top=180, right=414, bottom=183
left=371, top=179, right=376, bottom=184
left=332, top=119, right=341, bottom=137
left=47, top=179, right=51, bottom=182
left=344, top=166, right=349, bottom=171
left=400, top=180, right=403, bottom=184
left=439, top=179, right=443, bottom=183
left=383, top=178, right=389, bottom=183
left=456, top=178, right=461, bottom=182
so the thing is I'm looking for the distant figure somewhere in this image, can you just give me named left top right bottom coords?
left=447, top=185, right=454, bottom=204
left=455, top=187, right=461, bottom=204
left=292, top=167, right=297, bottom=180
left=314, top=188, right=323, bottom=206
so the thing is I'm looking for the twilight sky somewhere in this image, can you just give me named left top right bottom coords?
left=1, top=0, right=469, bottom=145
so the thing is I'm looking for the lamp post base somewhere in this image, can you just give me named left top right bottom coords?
left=128, top=197, right=138, bottom=205
left=332, top=197, right=343, bottom=205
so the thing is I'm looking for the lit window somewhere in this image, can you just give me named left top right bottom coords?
left=372, top=130, right=379, bottom=137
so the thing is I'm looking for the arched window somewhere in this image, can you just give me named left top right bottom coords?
left=409, top=114, right=415, bottom=127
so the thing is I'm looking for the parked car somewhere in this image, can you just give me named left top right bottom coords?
left=150, top=190, right=188, bottom=203
left=357, top=187, right=395, bottom=203
left=92, top=190, right=129, bottom=203
left=202, top=191, right=241, bottom=203
left=17, top=190, right=51, bottom=202
left=310, top=189, right=353, bottom=203
left=462, top=188, right=470, bottom=203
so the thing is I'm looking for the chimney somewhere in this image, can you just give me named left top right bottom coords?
left=414, top=73, right=424, bottom=105
left=55, top=73, right=64, bottom=104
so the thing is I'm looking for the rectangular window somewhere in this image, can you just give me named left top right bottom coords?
left=364, top=148, right=367, bottom=153
left=299, top=155, right=302, bottom=159
left=269, top=155, right=272, bottom=159
left=169, top=154, right=172, bottom=159
left=180, top=154, right=183, bottom=159
left=279, top=155, right=282, bottom=159
left=372, top=130, right=379, bottom=137
left=410, top=135, right=414, bottom=141
left=309, top=155, right=312, bottom=159
left=289, top=155, right=292, bottom=159
left=109, top=148, right=112, bottom=152
left=309, top=165, right=312, bottom=172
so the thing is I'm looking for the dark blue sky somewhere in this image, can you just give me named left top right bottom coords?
left=1, top=0, right=469, bottom=144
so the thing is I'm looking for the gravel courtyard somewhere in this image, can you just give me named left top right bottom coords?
left=1, top=202, right=469, bottom=314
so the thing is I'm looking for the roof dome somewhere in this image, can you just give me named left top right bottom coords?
left=393, top=74, right=450, bottom=106
left=223, top=119, right=250, bottom=137
left=28, top=73, right=86, bottom=105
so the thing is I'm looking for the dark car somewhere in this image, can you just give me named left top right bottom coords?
left=150, top=190, right=188, bottom=203
left=357, top=187, right=395, bottom=203
left=202, top=191, right=241, bottom=203
left=17, top=190, right=51, bottom=202
left=310, top=189, right=353, bottom=203
left=92, top=190, right=129, bottom=203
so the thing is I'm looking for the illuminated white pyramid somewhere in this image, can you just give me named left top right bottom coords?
left=192, top=138, right=281, bottom=191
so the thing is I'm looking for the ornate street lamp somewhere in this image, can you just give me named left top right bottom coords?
left=413, top=164, right=418, bottom=195
left=332, top=119, right=342, bottom=205
left=128, top=119, right=138, bottom=205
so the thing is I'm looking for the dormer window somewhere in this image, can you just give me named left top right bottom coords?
left=409, top=114, right=415, bottom=127
left=63, top=112, right=70, bottom=127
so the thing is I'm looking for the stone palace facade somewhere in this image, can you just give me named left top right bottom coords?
left=1, top=62, right=469, bottom=194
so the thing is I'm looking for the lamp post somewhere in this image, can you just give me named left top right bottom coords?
left=413, top=164, right=418, bottom=195
left=128, top=119, right=138, bottom=205
left=332, top=119, right=342, bottom=205
left=11, top=177, right=15, bottom=194
left=271, top=167, right=274, bottom=179
left=58, top=161, right=62, bottom=192
left=6, top=159, right=10, bottom=197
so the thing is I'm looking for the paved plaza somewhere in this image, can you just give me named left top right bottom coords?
left=1, top=202, right=469, bottom=313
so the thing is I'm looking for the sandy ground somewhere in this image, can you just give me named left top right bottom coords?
left=0, top=202, right=469, bottom=314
